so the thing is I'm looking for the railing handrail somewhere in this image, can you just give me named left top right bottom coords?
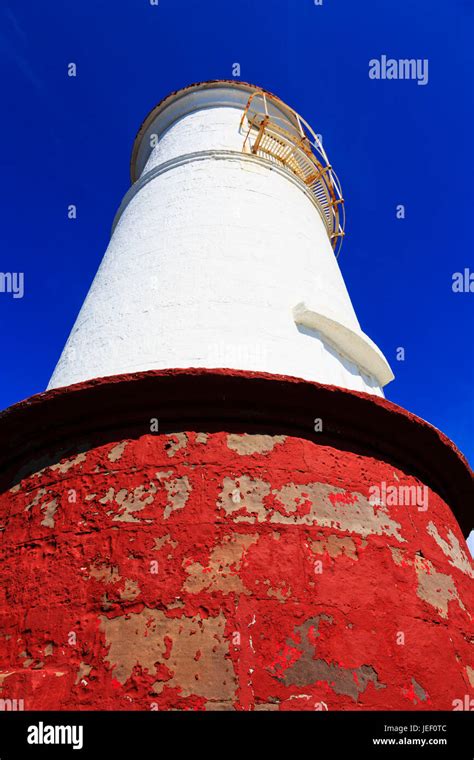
left=240, top=89, right=345, bottom=256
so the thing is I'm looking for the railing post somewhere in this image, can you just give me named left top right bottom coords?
left=239, top=87, right=345, bottom=255
left=295, top=114, right=305, bottom=138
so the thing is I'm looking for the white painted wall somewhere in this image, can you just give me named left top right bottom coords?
left=48, top=82, right=393, bottom=395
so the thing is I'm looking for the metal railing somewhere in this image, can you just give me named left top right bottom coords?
left=240, top=90, right=345, bottom=256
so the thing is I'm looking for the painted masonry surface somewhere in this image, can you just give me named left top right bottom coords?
left=0, top=371, right=472, bottom=711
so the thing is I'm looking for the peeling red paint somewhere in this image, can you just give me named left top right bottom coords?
left=0, top=369, right=472, bottom=711
left=329, top=492, right=358, bottom=506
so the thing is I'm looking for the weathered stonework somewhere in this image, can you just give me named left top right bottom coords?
left=0, top=369, right=472, bottom=710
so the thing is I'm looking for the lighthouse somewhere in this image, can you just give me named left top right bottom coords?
left=0, top=81, right=472, bottom=711
left=48, top=81, right=393, bottom=395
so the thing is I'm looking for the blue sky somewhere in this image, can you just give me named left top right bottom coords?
left=0, top=0, right=473, bottom=470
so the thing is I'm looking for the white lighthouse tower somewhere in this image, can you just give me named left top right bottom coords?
left=48, top=81, right=393, bottom=394
left=2, top=81, right=472, bottom=714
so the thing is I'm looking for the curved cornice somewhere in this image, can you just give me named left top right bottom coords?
left=0, top=369, right=471, bottom=536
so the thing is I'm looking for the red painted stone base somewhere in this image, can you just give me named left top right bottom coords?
left=0, top=370, right=472, bottom=710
